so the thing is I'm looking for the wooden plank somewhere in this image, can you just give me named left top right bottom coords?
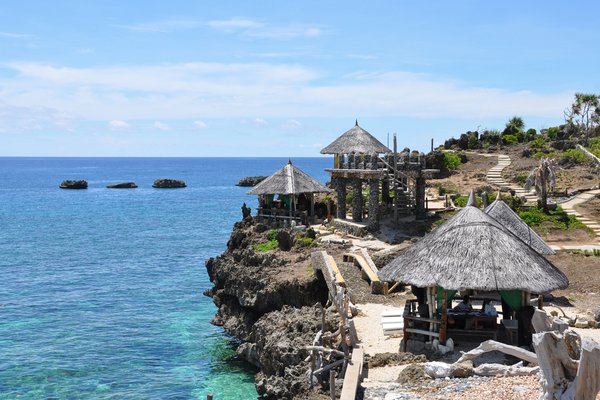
left=359, top=248, right=379, bottom=273
left=327, top=255, right=346, bottom=287
left=340, top=347, right=364, bottom=400
left=343, top=252, right=380, bottom=283
left=405, top=328, right=440, bottom=338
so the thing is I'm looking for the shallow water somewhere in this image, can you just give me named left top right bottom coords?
left=0, top=157, right=329, bottom=399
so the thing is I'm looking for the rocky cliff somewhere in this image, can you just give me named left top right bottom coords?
left=205, top=217, right=336, bottom=399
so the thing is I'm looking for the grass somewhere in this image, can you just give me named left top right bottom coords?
left=295, top=237, right=315, bottom=248
left=518, top=206, right=588, bottom=231
left=253, top=239, right=278, bottom=252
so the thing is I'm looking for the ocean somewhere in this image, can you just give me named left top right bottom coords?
left=0, top=157, right=330, bottom=399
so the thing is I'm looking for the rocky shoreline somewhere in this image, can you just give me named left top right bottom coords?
left=204, top=217, right=337, bottom=399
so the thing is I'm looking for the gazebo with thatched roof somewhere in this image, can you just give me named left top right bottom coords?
left=247, top=160, right=331, bottom=225
left=485, top=196, right=555, bottom=256
left=378, top=205, right=568, bottom=349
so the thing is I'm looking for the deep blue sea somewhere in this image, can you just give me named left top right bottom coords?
left=0, top=157, right=330, bottom=399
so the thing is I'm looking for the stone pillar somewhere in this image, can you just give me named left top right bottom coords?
left=370, top=152, right=378, bottom=170
left=352, top=179, right=363, bottom=222
left=382, top=178, right=391, bottom=205
left=415, top=176, right=426, bottom=219
left=335, top=178, right=347, bottom=219
left=348, top=153, right=354, bottom=169
left=368, top=179, right=380, bottom=230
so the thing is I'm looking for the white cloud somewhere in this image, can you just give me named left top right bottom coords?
left=0, top=31, right=34, bottom=39
left=193, top=120, right=208, bottom=129
left=153, top=121, right=170, bottom=130
left=122, top=19, right=202, bottom=33
left=108, top=120, right=130, bottom=129
left=0, top=61, right=573, bottom=125
left=0, top=102, right=74, bottom=133
left=282, top=119, right=302, bottom=129
left=253, top=117, right=268, bottom=127
left=207, top=18, right=262, bottom=30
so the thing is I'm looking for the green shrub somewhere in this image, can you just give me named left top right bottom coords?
left=267, top=228, right=278, bottom=241
left=547, top=127, right=559, bottom=140
left=468, top=134, right=479, bottom=149
left=253, top=239, right=278, bottom=252
left=519, top=208, right=544, bottom=225
left=518, top=206, right=588, bottom=230
left=295, top=237, right=315, bottom=248
left=526, top=128, right=538, bottom=138
left=532, top=151, right=557, bottom=158
left=561, top=148, right=588, bottom=164
left=437, top=186, right=448, bottom=196
left=529, top=138, right=546, bottom=149
left=502, top=134, right=518, bottom=144
left=442, top=152, right=462, bottom=170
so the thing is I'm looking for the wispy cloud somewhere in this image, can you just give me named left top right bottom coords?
left=252, top=117, right=268, bottom=127
left=0, top=62, right=572, bottom=125
left=282, top=119, right=302, bottom=129
left=122, top=19, right=202, bottom=33
left=207, top=18, right=262, bottom=30
left=108, top=120, right=130, bottom=129
left=0, top=102, right=74, bottom=133
left=193, top=120, right=208, bottom=129
left=0, top=31, right=34, bottom=39
left=153, top=121, right=170, bottom=131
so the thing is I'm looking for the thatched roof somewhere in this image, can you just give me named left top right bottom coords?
left=485, top=198, right=555, bottom=255
left=378, top=206, right=568, bottom=293
left=247, top=161, right=331, bottom=195
left=320, top=121, right=391, bottom=155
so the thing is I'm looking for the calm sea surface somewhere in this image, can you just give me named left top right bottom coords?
left=0, top=157, right=330, bottom=399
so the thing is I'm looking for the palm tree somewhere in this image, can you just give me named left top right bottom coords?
left=506, top=116, right=525, bottom=132
left=525, top=157, right=556, bottom=213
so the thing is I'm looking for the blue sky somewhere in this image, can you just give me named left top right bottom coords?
left=1, top=1, right=599, bottom=156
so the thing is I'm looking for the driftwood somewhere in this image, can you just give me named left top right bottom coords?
left=456, top=340, right=538, bottom=365
left=473, top=361, right=539, bottom=377
left=531, top=307, right=600, bottom=400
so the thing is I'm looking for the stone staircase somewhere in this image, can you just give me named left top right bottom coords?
left=559, top=190, right=600, bottom=245
left=486, top=154, right=537, bottom=205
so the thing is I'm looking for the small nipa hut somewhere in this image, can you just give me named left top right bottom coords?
left=484, top=195, right=555, bottom=255
left=378, top=204, right=568, bottom=351
left=247, top=160, right=331, bottom=225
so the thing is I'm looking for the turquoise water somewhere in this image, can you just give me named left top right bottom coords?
left=0, top=157, right=329, bottom=399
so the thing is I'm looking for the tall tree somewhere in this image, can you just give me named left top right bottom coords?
left=503, top=116, right=525, bottom=136
left=525, top=157, right=556, bottom=213
left=564, top=93, right=600, bottom=141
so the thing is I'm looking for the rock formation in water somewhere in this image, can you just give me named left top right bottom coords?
left=59, top=180, right=88, bottom=189
left=236, top=176, right=268, bottom=186
left=152, top=179, right=186, bottom=188
left=106, top=182, right=138, bottom=189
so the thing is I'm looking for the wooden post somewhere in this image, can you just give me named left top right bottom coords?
left=538, top=294, right=544, bottom=310
left=427, top=287, right=435, bottom=337
left=207, top=394, right=213, bottom=400
left=329, top=371, right=336, bottom=400
left=393, top=133, right=398, bottom=225
left=440, top=289, right=448, bottom=344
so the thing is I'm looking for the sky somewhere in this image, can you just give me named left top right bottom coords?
left=1, top=1, right=599, bottom=157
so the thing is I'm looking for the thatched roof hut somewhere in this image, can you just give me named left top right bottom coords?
left=320, top=121, right=391, bottom=155
left=485, top=198, right=555, bottom=255
left=378, top=205, right=568, bottom=293
left=247, top=160, right=331, bottom=195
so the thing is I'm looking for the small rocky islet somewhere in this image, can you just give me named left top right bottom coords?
left=236, top=176, right=268, bottom=187
left=59, top=180, right=88, bottom=189
left=106, top=182, right=138, bottom=189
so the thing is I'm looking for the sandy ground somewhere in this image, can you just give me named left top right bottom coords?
left=354, top=303, right=403, bottom=356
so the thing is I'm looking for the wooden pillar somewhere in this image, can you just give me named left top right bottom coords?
left=538, top=294, right=544, bottom=310
left=382, top=178, right=390, bottom=205
left=310, top=194, right=315, bottom=223
left=440, top=290, right=448, bottom=344
left=352, top=179, right=363, bottom=222
left=368, top=179, right=379, bottom=230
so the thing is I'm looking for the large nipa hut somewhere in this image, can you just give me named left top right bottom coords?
left=378, top=204, right=568, bottom=349
left=247, top=160, right=331, bottom=225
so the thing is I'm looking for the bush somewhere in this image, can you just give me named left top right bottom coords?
left=442, top=152, right=462, bottom=170
left=267, top=228, right=278, bottom=241
left=437, top=186, right=448, bottom=196
left=529, top=138, right=546, bottom=149
left=468, top=133, right=479, bottom=149
left=519, top=206, right=588, bottom=230
left=561, top=148, right=588, bottom=164
left=295, top=237, right=314, bottom=248
left=453, top=195, right=481, bottom=207
left=502, top=134, right=518, bottom=144
left=547, top=127, right=559, bottom=140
